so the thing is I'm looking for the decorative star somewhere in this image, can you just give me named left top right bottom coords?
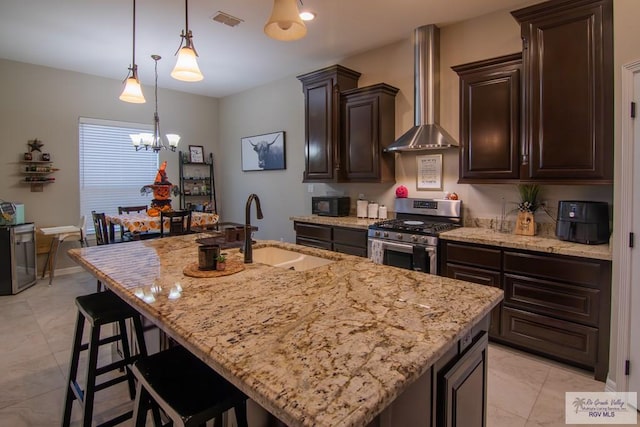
left=28, top=139, right=44, bottom=152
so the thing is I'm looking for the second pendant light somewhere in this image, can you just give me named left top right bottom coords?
left=171, top=0, right=204, bottom=82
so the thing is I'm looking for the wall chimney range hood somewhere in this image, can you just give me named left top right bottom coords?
left=385, top=25, right=458, bottom=152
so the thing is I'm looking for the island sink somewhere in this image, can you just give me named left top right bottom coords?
left=252, top=246, right=334, bottom=271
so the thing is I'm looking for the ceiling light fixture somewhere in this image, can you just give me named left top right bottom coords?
left=264, top=0, right=307, bottom=41
left=171, top=0, right=203, bottom=82
left=119, top=0, right=145, bottom=103
left=132, top=55, right=180, bottom=152
left=299, top=11, right=316, bottom=21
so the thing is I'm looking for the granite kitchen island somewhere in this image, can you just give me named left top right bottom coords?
left=68, top=235, right=502, bottom=427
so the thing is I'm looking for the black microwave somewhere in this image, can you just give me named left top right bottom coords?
left=312, top=196, right=350, bottom=217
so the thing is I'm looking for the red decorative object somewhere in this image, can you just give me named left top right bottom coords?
left=141, top=161, right=179, bottom=216
left=395, top=185, right=408, bottom=198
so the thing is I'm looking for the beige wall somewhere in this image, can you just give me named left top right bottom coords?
left=0, top=59, right=218, bottom=268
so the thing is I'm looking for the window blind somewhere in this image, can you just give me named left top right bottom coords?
left=79, top=118, right=157, bottom=234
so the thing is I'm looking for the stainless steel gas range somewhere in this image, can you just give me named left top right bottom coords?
left=368, top=198, right=462, bottom=275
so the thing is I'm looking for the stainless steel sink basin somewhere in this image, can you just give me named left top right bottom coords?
left=252, top=247, right=334, bottom=271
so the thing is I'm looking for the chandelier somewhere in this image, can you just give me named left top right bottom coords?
left=131, top=55, right=180, bottom=152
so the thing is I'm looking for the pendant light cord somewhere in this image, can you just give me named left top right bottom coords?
left=131, top=0, right=136, bottom=69
left=184, top=0, right=189, bottom=34
left=153, top=55, right=161, bottom=145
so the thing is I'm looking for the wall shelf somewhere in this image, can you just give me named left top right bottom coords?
left=20, top=160, right=58, bottom=192
left=178, top=151, right=217, bottom=213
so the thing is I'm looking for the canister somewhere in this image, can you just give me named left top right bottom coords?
left=368, top=203, right=379, bottom=219
left=378, top=205, right=388, bottom=219
left=357, top=200, right=369, bottom=218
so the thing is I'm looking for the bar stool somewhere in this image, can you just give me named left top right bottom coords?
left=131, top=345, right=248, bottom=427
left=62, top=291, right=148, bottom=427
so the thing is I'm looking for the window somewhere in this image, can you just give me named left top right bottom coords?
left=79, top=118, right=157, bottom=233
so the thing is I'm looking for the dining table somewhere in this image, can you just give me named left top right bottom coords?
left=106, top=211, right=219, bottom=240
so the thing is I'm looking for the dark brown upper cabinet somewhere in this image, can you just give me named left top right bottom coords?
left=512, top=0, right=613, bottom=183
left=341, top=83, right=399, bottom=183
left=453, top=54, right=522, bottom=182
left=297, top=65, right=360, bottom=182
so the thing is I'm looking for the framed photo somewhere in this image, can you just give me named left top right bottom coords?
left=416, top=154, right=443, bottom=190
left=189, top=145, right=204, bottom=163
left=241, top=131, right=286, bottom=171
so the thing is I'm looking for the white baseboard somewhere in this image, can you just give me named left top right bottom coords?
left=605, top=376, right=617, bottom=393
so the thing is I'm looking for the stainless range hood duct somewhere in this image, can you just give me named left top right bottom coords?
left=385, top=25, right=458, bottom=152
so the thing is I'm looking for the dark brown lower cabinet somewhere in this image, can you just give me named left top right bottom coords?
left=441, top=239, right=611, bottom=381
left=370, top=316, right=490, bottom=427
left=439, top=332, right=488, bottom=427
left=294, top=222, right=368, bottom=257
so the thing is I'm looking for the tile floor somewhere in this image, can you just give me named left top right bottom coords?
left=0, top=271, right=637, bottom=426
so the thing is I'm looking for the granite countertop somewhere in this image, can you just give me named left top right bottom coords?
left=68, top=235, right=502, bottom=427
left=440, top=227, right=612, bottom=261
left=289, top=216, right=611, bottom=261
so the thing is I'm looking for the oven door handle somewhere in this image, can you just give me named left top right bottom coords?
left=374, top=240, right=436, bottom=255
left=369, top=239, right=436, bottom=256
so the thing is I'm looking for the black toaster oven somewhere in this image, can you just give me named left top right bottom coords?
left=312, top=196, right=350, bottom=217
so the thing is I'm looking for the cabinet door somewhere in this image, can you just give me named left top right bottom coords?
left=341, top=84, right=398, bottom=183
left=453, top=54, right=521, bottom=181
left=445, top=264, right=502, bottom=338
left=513, top=0, right=613, bottom=181
left=440, top=332, right=488, bottom=427
left=298, top=65, right=360, bottom=182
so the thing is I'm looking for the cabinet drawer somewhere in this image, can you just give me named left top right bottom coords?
left=504, top=274, right=600, bottom=326
left=296, top=237, right=332, bottom=251
left=445, top=264, right=500, bottom=287
left=333, top=227, right=367, bottom=248
left=443, top=242, right=501, bottom=270
left=333, top=243, right=367, bottom=257
left=295, top=222, right=332, bottom=241
left=446, top=263, right=501, bottom=338
left=503, top=251, right=607, bottom=288
left=502, top=307, right=598, bottom=367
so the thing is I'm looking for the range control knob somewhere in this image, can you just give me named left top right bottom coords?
left=374, top=231, right=381, bottom=237
left=397, top=233, right=403, bottom=240
left=383, top=232, right=389, bottom=238
left=411, top=235, right=417, bottom=242
left=420, top=236, right=428, bottom=243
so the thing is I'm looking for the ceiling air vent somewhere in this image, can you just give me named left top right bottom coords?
left=211, top=11, right=243, bottom=27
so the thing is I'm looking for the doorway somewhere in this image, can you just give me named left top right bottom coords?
left=617, top=59, right=640, bottom=405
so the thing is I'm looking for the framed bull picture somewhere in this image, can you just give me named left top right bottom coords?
left=241, top=131, right=286, bottom=171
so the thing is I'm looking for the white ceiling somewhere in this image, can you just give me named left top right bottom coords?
left=0, top=0, right=533, bottom=98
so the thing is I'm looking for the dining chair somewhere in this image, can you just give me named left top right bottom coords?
left=160, top=210, right=192, bottom=237
left=117, top=205, right=148, bottom=240
left=92, top=211, right=110, bottom=246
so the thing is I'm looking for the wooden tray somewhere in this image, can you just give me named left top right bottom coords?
left=183, top=258, right=245, bottom=278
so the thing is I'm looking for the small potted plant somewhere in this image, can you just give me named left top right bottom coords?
left=515, top=184, right=541, bottom=236
left=216, top=253, right=227, bottom=271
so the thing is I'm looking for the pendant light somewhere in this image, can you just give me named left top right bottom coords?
left=264, top=0, right=307, bottom=41
left=120, top=0, right=145, bottom=103
left=171, top=0, right=203, bottom=82
left=132, top=55, right=180, bottom=152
